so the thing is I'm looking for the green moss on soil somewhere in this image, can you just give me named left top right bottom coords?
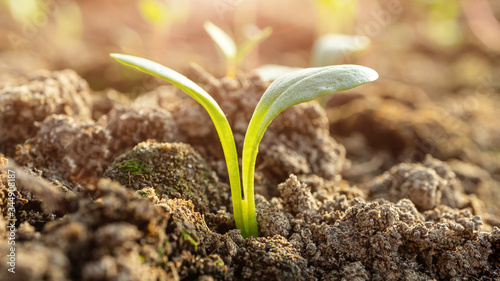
left=104, top=140, right=228, bottom=213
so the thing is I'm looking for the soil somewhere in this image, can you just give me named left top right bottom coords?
left=1, top=1, right=500, bottom=280
left=1, top=65, right=499, bottom=281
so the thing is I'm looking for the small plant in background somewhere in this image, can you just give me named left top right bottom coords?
left=138, top=0, right=189, bottom=30
left=204, top=21, right=272, bottom=78
left=2, top=0, right=84, bottom=45
left=2, top=0, right=41, bottom=26
left=137, top=0, right=189, bottom=56
left=111, top=53, right=378, bottom=238
left=311, top=34, right=370, bottom=67
left=255, top=33, right=371, bottom=82
left=412, top=0, right=463, bottom=47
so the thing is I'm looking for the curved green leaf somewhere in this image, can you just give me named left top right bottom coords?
left=241, top=65, right=378, bottom=225
left=110, top=53, right=247, bottom=235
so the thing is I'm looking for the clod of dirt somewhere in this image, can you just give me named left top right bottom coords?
left=327, top=82, right=500, bottom=227
left=90, top=89, right=131, bottom=120
left=313, top=200, right=498, bottom=280
left=0, top=156, right=78, bottom=231
left=227, top=235, right=315, bottom=281
left=278, top=175, right=319, bottom=219
left=0, top=70, right=92, bottom=156
left=15, top=115, right=112, bottom=184
left=104, top=140, right=229, bottom=214
left=366, top=159, right=446, bottom=211
left=327, top=79, right=500, bottom=177
left=364, top=155, right=499, bottom=228
left=14, top=105, right=180, bottom=185
left=252, top=175, right=500, bottom=280
left=256, top=196, right=290, bottom=237
left=448, top=159, right=500, bottom=225
left=103, top=105, right=180, bottom=157
left=0, top=178, right=227, bottom=281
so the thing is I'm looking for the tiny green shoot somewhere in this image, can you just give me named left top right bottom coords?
left=110, top=53, right=378, bottom=238
left=181, top=230, right=198, bottom=250
left=203, top=21, right=272, bottom=78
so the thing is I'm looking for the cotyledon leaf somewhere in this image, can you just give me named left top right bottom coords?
left=110, top=53, right=246, bottom=234
left=241, top=65, right=379, bottom=227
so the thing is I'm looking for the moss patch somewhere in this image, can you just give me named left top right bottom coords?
left=104, top=140, right=229, bottom=214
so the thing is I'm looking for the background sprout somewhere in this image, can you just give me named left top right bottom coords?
left=204, top=21, right=272, bottom=78
left=311, top=34, right=370, bottom=67
left=138, top=0, right=189, bottom=30
left=111, top=53, right=378, bottom=238
left=137, top=0, right=189, bottom=58
left=412, top=0, right=463, bottom=47
left=255, top=34, right=371, bottom=82
left=2, top=0, right=40, bottom=26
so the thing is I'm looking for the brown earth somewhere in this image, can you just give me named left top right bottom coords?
left=1, top=66, right=499, bottom=280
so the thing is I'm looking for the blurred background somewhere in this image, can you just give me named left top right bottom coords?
left=0, top=0, right=499, bottom=93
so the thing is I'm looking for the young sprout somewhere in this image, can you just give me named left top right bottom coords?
left=203, top=21, right=272, bottom=78
left=311, top=34, right=370, bottom=67
left=111, top=53, right=378, bottom=238
left=255, top=34, right=371, bottom=82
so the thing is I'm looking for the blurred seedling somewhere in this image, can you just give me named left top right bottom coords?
left=111, top=53, right=378, bottom=238
left=138, top=0, right=189, bottom=30
left=203, top=21, right=272, bottom=78
left=137, top=0, right=189, bottom=55
left=2, top=0, right=83, bottom=45
left=256, top=33, right=371, bottom=82
left=412, top=0, right=463, bottom=47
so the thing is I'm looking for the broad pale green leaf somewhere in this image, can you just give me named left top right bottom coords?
left=241, top=65, right=378, bottom=217
left=260, top=65, right=378, bottom=127
left=204, top=21, right=237, bottom=60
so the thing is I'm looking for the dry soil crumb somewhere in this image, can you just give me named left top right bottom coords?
left=13, top=105, right=180, bottom=186
left=365, top=155, right=498, bottom=227
left=103, top=105, right=180, bottom=156
left=255, top=175, right=500, bottom=280
left=227, top=235, right=315, bottom=281
left=0, top=70, right=92, bottom=156
left=0, top=179, right=227, bottom=281
left=15, top=115, right=112, bottom=184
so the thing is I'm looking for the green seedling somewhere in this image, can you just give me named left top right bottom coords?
left=111, top=53, right=378, bottom=238
left=204, top=21, right=272, bottom=78
left=255, top=33, right=371, bottom=81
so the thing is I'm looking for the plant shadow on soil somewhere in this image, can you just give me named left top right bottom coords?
left=1, top=65, right=500, bottom=280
